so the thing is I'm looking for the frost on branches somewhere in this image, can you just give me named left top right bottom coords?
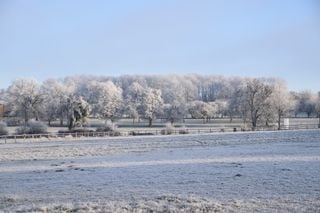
left=142, top=88, right=163, bottom=127
left=67, top=96, right=91, bottom=130
left=2, top=75, right=319, bottom=130
left=7, top=78, right=44, bottom=124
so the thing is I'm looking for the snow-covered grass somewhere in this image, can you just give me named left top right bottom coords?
left=0, top=129, right=320, bottom=212
left=2, top=196, right=319, bottom=213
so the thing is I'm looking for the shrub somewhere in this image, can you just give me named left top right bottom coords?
left=161, top=123, right=175, bottom=135
left=178, top=126, right=188, bottom=134
left=58, top=129, right=94, bottom=134
left=0, top=121, right=9, bottom=136
left=108, top=131, right=121, bottom=136
left=16, top=121, right=48, bottom=135
left=129, top=131, right=154, bottom=136
left=96, top=121, right=121, bottom=136
left=15, top=126, right=28, bottom=135
left=96, top=120, right=117, bottom=132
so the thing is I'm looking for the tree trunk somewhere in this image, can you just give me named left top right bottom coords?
left=148, top=117, right=152, bottom=127
left=251, top=119, right=256, bottom=131
left=35, top=112, right=39, bottom=121
left=229, top=115, right=233, bottom=123
left=24, top=109, right=29, bottom=124
left=278, top=114, right=281, bottom=130
left=68, top=117, right=74, bottom=130
left=60, top=115, right=64, bottom=126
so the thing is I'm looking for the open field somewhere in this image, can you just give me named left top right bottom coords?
left=1, top=130, right=320, bottom=212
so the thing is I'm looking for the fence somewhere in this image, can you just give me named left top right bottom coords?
left=0, top=124, right=319, bottom=144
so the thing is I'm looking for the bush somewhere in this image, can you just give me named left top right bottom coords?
left=16, top=121, right=48, bottom=135
left=96, top=121, right=121, bottom=136
left=5, top=118, right=22, bottom=126
left=108, top=131, right=121, bottom=136
left=129, top=131, right=154, bottom=136
left=58, top=129, right=94, bottom=134
left=179, top=126, right=188, bottom=134
left=161, top=123, right=175, bottom=135
left=0, top=121, right=9, bottom=136
left=96, top=120, right=117, bottom=132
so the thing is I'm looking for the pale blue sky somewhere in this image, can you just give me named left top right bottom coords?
left=0, top=0, right=319, bottom=91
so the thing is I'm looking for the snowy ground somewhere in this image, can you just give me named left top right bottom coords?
left=0, top=130, right=320, bottom=212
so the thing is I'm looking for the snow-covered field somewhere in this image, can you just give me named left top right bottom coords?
left=1, top=130, right=320, bottom=212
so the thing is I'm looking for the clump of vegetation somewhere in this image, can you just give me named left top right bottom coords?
left=96, top=120, right=121, bottom=136
left=16, top=121, right=48, bottom=134
left=0, top=121, right=9, bottom=136
left=58, top=128, right=94, bottom=134
left=178, top=126, right=188, bottom=134
left=161, top=123, right=175, bottom=135
left=96, top=120, right=116, bottom=132
left=129, top=131, right=154, bottom=136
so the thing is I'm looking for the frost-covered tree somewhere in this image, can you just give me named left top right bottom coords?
left=41, top=79, right=74, bottom=126
left=227, top=80, right=248, bottom=122
left=159, top=76, right=189, bottom=123
left=162, top=102, right=187, bottom=124
left=188, top=101, right=203, bottom=119
left=94, top=81, right=123, bottom=121
left=296, top=91, right=316, bottom=117
left=314, top=92, right=320, bottom=127
left=244, top=79, right=273, bottom=130
left=67, top=96, right=91, bottom=130
left=125, top=82, right=144, bottom=123
left=126, top=82, right=144, bottom=102
left=214, top=99, right=228, bottom=118
left=205, top=102, right=218, bottom=121
left=0, top=121, right=8, bottom=135
left=7, top=78, right=44, bottom=124
left=188, top=101, right=217, bottom=123
left=270, top=80, right=294, bottom=130
left=181, top=77, right=197, bottom=103
left=125, top=105, right=140, bottom=124
left=141, top=88, right=163, bottom=127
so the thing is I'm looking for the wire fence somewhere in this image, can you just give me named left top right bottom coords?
left=0, top=123, right=319, bottom=144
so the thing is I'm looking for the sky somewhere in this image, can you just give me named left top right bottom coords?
left=0, top=0, right=319, bottom=91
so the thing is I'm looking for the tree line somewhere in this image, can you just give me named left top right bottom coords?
left=0, top=74, right=319, bottom=130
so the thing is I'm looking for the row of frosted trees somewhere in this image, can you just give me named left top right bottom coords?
left=1, top=74, right=319, bottom=130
